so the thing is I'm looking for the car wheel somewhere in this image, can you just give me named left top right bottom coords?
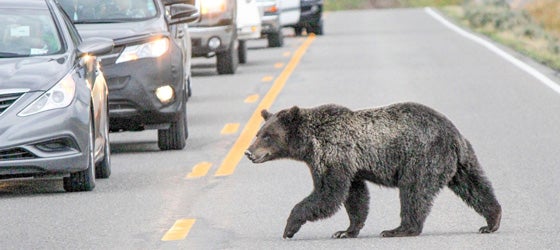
left=187, top=75, right=192, bottom=98
left=294, top=27, right=303, bottom=36
left=216, top=40, right=239, bottom=74
left=95, top=107, right=111, bottom=179
left=267, top=30, right=284, bottom=48
left=157, top=92, right=187, bottom=150
left=63, top=112, right=96, bottom=192
left=310, top=20, right=324, bottom=35
left=238, top=40, right=247, bottom=64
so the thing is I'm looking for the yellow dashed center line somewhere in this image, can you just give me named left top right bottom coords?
left=186, top=162, right=212, bottom=179
left=244, top=94, right=260, bottom=103
left=274, top=62, right=285, bottom=68
left=214, top=34, right=316, bottom=176
left=221, top=123, right=240, bottom=135
left=261, top=76, right=274, bottom=82
left=283, top=51, right=291, bottom=57
left=161, top=219, right=196, bottom=241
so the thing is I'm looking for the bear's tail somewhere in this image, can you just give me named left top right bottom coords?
left=448, top=138, right=502, bottom=233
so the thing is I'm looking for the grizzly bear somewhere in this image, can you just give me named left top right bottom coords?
left=245, top=102, right=501, bottom=239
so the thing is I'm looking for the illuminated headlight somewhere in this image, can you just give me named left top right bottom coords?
left=115, top=37, right=169, bottom=64
left=201, top=0, right=227, bottom=15
left=19, top=73, right=76, bottom=117
left=155, top=85, right=175, bottom=104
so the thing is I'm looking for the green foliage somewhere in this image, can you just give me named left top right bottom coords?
left=324, top=0, right=369, bottom=11
left=400, top=0, right=463, bottom=7
left=444, top=0, right=560, bottom=71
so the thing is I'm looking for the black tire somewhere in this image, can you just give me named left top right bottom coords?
left=95, top=108, right=111, bottom=179
left=310, top=20, right=324, bottom=35
left=64, top=113, right=96, bottom=192
left=216, top=40, right=239, bottom=74
left=294, top=27, right=303, bottom=36
left=187, top=75, right=192, bottom=98
left=158, top=92, right=187, bottom=150
left=238, top=40, right=247, bottom=64
left=267, top=30, right=284, bottom=48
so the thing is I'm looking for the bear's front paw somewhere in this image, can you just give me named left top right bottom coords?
left=479, top=226, right=498, bottom=234
left=283, top=218, right=305, bottom=239
left=332, top=230, right=359, bottom=239
left=380, top=226, right=421, bottom=237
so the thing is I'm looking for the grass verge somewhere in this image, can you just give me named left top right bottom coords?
left=442, top=1, right=560, bottom=71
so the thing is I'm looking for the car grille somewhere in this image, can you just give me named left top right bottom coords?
left=192, top=38, right=202, bottom=47
left=109, top=100, right=138, bottom=113
left=0, top=148, right=36, bottom=161
left=0, top=92, right=24, bottom=116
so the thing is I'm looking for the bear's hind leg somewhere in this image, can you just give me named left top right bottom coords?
left=381, top=185, right=438, bottom=237
left=448, top=164, right=501, bottom=233
left=332, top=180, right=369, bottom=239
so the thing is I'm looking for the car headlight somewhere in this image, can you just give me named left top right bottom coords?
left=201, top=0, right=227, bottom=15
left=115, top=37, right=169, bottom=64
left=19, top=73, right=76, bottom=117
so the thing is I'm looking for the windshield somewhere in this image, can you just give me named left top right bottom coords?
left=59, top=0, right=158, bottom=23
left=0, top=9, right=63, bottom=58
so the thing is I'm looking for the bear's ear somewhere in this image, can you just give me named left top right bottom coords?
left=261, top=109, right=273, bottom=120
left=288, top=106, right=300, bottom=117
left=279, top=106, right=301, bottom=125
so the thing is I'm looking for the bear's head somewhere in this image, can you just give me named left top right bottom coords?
left=245, top=106, right=302, bottom=164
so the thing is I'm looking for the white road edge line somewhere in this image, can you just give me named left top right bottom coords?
left=424, top=7, right=560, bottom=95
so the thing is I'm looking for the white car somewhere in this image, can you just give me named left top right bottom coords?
left=256, top=0, right=300, bottom=47
left=237, top=0, right=262, bottom=63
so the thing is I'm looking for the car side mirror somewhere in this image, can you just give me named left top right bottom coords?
left=169, top=4, right=199, bottom=25
left=77, top=37, right=114, bottom=57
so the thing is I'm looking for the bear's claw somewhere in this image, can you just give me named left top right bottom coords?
left=332, top=231, right=358, bottom=239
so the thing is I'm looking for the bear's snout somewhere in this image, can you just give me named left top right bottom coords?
left=245, top=150, right=255, bottom=161
left=245, top=149, right=271, bottom=163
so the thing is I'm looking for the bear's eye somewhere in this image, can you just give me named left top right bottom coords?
left=262, top=135, right=271, bottom=142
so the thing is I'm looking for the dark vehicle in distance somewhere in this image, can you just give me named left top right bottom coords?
left=293, top=0, right=323, bottom=36
left=0, top=0, right=113, bottom=192
left=60, top=0, right=199, bottom=150
left=256, top=0, right=300, bottom=48
left=188, top=0, right=240, bottom=74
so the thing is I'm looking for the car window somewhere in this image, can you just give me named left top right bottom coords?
left=0, top=9, right=63, bottom=58
left=57, top=4, right=82, bottom=47
left=59, top=0, right=158, bottom=23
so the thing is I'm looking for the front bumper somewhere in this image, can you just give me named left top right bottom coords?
left=260, top=15, right=280, bottom=34
left=100, top=43, right=185, bottom=132
left=0, top=91, right=90, bottom=178
left=189, top=25, right=236, bottom=57
left=238, top=24, right=261, bottom=40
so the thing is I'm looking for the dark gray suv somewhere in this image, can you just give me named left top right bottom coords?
left=60, top=0, right=199, bottom=150
left=188, top=0, right=240, bottom=74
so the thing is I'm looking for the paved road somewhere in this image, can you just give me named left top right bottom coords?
left=1, top=8, right=560, bottom=249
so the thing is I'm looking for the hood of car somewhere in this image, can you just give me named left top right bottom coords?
left=0, top=56, right=71, bottom=91
left=75, top=19, right=166, bottom=41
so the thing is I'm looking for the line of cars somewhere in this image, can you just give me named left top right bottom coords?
left=0, top=0, right=322, bottom=192
left=190, top=0, right=324, bottom=74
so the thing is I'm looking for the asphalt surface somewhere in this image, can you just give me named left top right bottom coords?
left=1, top=8, right=560, bottom=249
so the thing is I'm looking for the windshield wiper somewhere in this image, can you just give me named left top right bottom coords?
left=0, top=52, right=24, bottom=58
left=74, top=19, right=129, bottom=24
